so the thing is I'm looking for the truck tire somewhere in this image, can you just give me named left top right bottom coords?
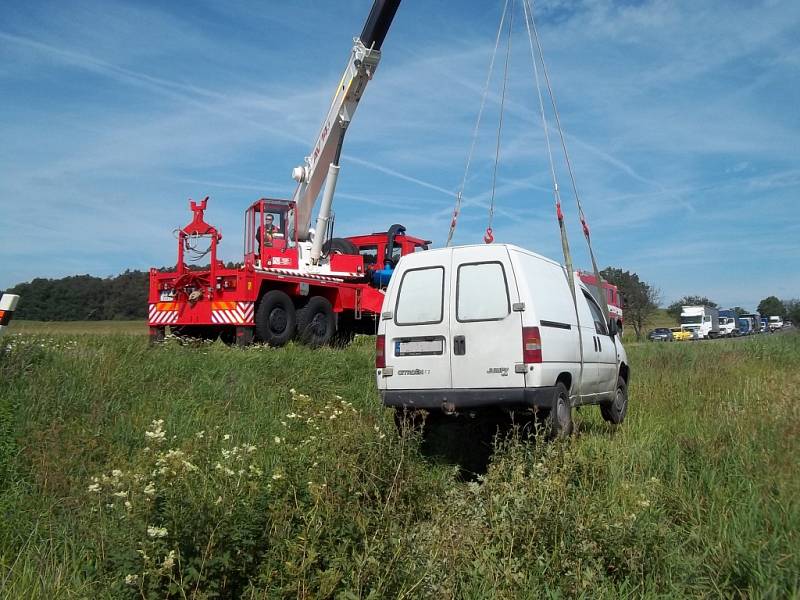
left=323, top=238, right=358, bottom=255
left=543, top=382, right=573, bottom=438
left=600, top=376, right=628, bottom=425
left=296, top=295, right=335, bottom=347
left=255, top=290, right=296, bottom=347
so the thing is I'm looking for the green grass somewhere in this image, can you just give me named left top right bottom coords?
left=7, top=320, right=147, bottom=335
left=1, top=330, right=798, bottom=598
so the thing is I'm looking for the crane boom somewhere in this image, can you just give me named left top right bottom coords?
left=289, top=0, right=400, bottom=248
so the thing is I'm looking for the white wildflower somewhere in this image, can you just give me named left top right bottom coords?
left=289, top=388, right=297, bottom=395
left=113, top=490, right=128, bottom=498
left=274, top=436, right=281, bottom=445
left=638, top=499, right=651, bottom=508
left=124, top=574, right=138, bottom=585
left=182, top=460, right=198, bottom=472
left=124, top=501, right=133, bottom=511
left=195, top=431, right=205, bottom=439
left=242, top=444, right=257, bottom=453
left=144, top=481, right=158, bottom=496
left=111, top=469, right=123, bottom=478
left=88, top=483, right=102, bottom=493
left=272, top=472, right=283, bottom=480
left=162, top=550, right=176, bottom=570
left=335, top=395, right=342, bottom=400
left=147, top=525, right=168, bottom=538
left=223, top=434, right=231, bottom=441
left=215, top=496, right=223, bottom=505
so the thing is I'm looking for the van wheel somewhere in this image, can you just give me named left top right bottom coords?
left=255, top=290, right=296, bottom=347
left=543, top=382, right=573, bottom=438
left=296, top=296, right=335, bottom=347
left=600, top=376, right=628, bottom=424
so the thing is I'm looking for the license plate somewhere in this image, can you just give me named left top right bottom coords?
left=160, top=292, right=175, bottom=301
left=395, top=337, right=444, bottom=356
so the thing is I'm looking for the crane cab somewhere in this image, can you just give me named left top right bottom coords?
left=244, top=199, right=299, bottom=270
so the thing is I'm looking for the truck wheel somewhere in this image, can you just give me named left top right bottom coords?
left=543, top=382, right=573, bottom=438
left=296, top=296, right=335, bottom=347
left=323, top=238, right=358, bottom=255
left=600, top=376, right=628, bottom=425
left=255, top=290, right=296, bottom=347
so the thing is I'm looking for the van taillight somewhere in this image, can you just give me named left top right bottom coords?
left=522, top=326, right=542, bottom=363
left=376, top=335, right=386, bottom=368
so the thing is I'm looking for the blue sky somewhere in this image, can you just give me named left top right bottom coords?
left=1, top=0, right=798, bottom=310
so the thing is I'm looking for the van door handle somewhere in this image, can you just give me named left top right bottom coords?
left=454, top=335, right=466, bottom=356
left=593, top=336, right=598, bottom=352
left=598, top=337, right=602, bottom=352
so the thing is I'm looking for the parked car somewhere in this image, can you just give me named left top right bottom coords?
left=670, top=327, right=693, bottom=341
left=376, top=244, right=630, bottom=437
left=647, top=328, right=673, bottom=342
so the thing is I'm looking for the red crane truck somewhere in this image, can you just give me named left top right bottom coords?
left=148, top=0, right=430, bottom=347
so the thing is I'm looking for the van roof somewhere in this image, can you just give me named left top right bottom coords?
left=406, top=243, right=564, bottom=269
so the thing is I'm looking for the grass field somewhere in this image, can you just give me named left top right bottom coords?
left=1, top=328, right=798, bottom=598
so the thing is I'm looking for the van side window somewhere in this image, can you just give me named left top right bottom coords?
left=583, top=291, right=608, bottom=335
left=395, top=266, right=444, bottom=325
left=457, top=262, right=510, bottom=322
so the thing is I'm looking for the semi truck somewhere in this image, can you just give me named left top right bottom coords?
left=680, top=305, right=719, bottom=339
left=740, top=313, right=762, bottom=334
left=717, top=309, right=740, bottom=337
left=768, top=316, right=783, bottom=331
left=0, top=293, right=19, bottom=338
left=148, top=0, right=431, bottom=347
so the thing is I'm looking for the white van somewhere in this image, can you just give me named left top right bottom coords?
left=375, top=244, right=630, bottom=435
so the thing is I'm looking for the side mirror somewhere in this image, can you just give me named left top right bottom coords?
left=608, top=318, right=618, bottom=337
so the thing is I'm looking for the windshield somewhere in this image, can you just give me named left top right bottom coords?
left=681, top=316, right=702, bottom=325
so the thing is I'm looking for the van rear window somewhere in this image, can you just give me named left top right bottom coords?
left=456, top=261, right=510, bottom=322
left=394, top=266, right=444, bottom=325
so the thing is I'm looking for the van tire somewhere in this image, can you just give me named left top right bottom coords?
left=600, top=376, right=628, bottom=424
left=544, top=382, right=573, bottom=438
left=255, top=290, right=296, bottom=347
left=296, top=296, right=335, bottom=347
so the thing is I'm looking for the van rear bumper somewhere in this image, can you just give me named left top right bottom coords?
left=381, top=387, right=557, bottom=412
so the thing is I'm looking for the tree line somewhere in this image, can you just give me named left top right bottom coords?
left=4, top=267, right=797, bottom=329
left=3, top=271, right=150, bottom=321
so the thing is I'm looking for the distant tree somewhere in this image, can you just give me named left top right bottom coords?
left=8, top=271, right=148, bottom=321
left=784, top=299, right=800, bottom=324
left=732, top=306, right=748, bottom=317
left=666, top=296, right=718, bottom=320
left=757, top=296, right=785, bottom=318
left=600, top=267, right=661, bottom=340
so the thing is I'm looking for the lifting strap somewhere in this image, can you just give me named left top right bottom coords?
left=485, top=0, right=514, bottom=244
left=446, top=0, right=510, bottom=247
left=519, top=0, right=577, bottom=304
left=525, top=0, right=609, bottom=322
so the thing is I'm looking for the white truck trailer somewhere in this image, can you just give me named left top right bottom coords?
left=680, top=305, right=719, bottom=339
left=0, top=293, right=19, bottom=338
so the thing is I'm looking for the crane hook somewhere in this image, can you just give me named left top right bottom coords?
left=483, top=227, right=494, bottom=244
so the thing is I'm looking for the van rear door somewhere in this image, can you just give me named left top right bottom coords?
left=384, top=252, right=452, bottom=391
left=450, top=246, right=524, bottom=389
